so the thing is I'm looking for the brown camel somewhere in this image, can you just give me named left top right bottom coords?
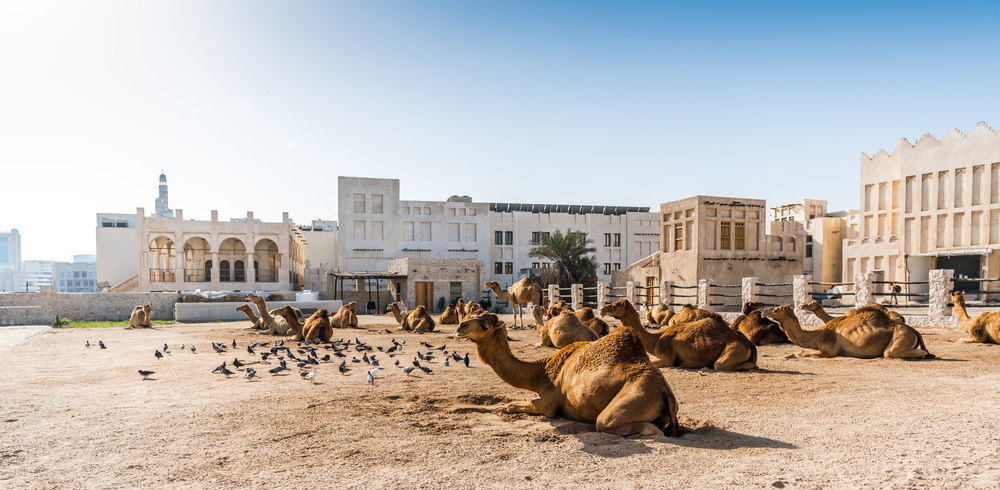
left=667, top=304, right=713, bottom=326
left=127, top=303, right=152, bottom=329
left=952, top=291, right=1000, bottom=344
left=643, top=301, right=674, bottom=326
left=730, top=302, right=787, bottom=345
left=330, top=303, right=358, bottom=329
left=236, top=303, right=303, bottom=330
left=245, top=294, right=292, bottom=335
left=547, top=300, right=573, bottom=319
left=456, top=313, right=679, bottom=437
left=600, top=299, right=758, bottom=371
left=763, top=304, right=933, bottom=359
left=388, top=302, right=435, bottom=332
left=275, top=306, right=333, bottom=342
left=802, top=300, right=906, bottom=324
left=439, top=304, right=460, bottom=325
left=485, top=278, right=544, bottom=328
left=462, top=303, right=485, bottom=322
left=575, top=307, right=610, bottom=336
left=529, top=306, right=599, bottom=348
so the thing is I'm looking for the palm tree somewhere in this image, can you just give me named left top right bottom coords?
left=528, top=229, right=599, bottom=288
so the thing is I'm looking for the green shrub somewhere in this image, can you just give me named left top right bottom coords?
left=437, top=296, right=447, bottom=312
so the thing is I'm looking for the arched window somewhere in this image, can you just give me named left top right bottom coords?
left=220, top=260, right=231, bottom=282
left=234, top=260, right=245, bottom=282
left=205, top=260, right=212, bottom=282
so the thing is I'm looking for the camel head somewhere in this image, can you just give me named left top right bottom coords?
left=484, top=281, right=501, bottom=293
left=346, top=302, right=357, bottom=312
left=599, top=299, right=633, bottom=319
left=273, top=305, right=295, bottom=319
left=236, top=304, right=252, bottom=314
left=801, top=300, right=821, bottom=312
left=387, top=302, right=401, bottom=314
left=741, top=302, right=765, bottom=314
left=762, top=304, right=795, bottom=322
left=315, top=308, right=329, bottom=319
left=245, top=293, right=262, bottom=302
left=456, top=313, right=506, bottom=343
left=950, top=291, right=966, bottom=308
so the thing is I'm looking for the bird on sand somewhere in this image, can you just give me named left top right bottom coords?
left=85, top=340, right=90, bottom=348
left=99, top=341, right=106, bottom=349
left=269, top=366, right=284, bottom=374
left=220, top=366, right=235, bottom=378
left=244, top=368, right=256, bottom=381
left=403, top=366, right=415, bottom=375
left=444, top=358, right=449, bottom=367
left=212, top=362, right=226, bottom=373
left=232, top=339, right=237, bottom=349
left=367, top=372, right=374, bottom=385
left=155, top=350, right=163, bottom=360
left=190, top=345, right=197, bottom=354
left=138, top=370, right=155, bottom=379
left=412, top=359, right=421, bottom=368
left=464, top=353, right=470, bottom=367
left=419, top=366, right=432, bottom=374
left=247, top=345, right=256, bottom=356
left=232, top=358, right=244, bottom=369
left=338, top=360, right=348, bottom=375
left=307, top=371, right=317, bottom=383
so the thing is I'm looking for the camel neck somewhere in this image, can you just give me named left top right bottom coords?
left=617, top=308, right=658, bottom=354
left=240, top=308, right=260, bottom=324
left=775, top=314, right=821, bottom=350
left=952, top=299, right=972, bottom=326
left=476, top=331, right=544, bottom=392
left=812, top=306, right=834, bottom=323
left=254, top=299, right=273, bottom=323
left=390, top=308, right=405, bottom=325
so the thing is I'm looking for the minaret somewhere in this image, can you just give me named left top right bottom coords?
left=155, top=171, right=174, bottom=218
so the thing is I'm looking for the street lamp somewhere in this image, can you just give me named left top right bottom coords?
left=25, top=281, right=32, bottom=293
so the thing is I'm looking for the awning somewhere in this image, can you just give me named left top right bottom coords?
left=906, top=248, right=993, bottom=258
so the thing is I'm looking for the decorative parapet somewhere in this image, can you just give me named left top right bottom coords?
left=928, top=269, right=954, bottom=318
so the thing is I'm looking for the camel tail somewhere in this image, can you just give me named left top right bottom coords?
left=914, top=329, right=935, bottom=359
left=660, top=389, right=679, bottom=437
left=749, top=341, right=758, bottom=366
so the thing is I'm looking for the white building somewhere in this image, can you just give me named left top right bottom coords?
left=54, top=258, right=98, bottom=293
left=96, top=212, right=139, bottom=289
left=0, top=229, right=21, bottom=270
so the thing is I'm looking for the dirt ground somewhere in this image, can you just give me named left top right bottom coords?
left=2, top=314, right=999, bottom=489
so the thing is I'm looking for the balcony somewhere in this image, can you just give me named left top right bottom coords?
left=149, top=270, right=175, bottom=282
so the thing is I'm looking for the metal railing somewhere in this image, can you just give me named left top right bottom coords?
left=256, top=270, right=278, bottom=283
left=807, top=280, right=857, bottom=301
left=149, top=270, right=175, bottom=282
left=184, top=269, right=209, bottom=282
left=755, top=281, right=793, bottom=307
left=219, top=269, right=247, bottom=282
left=708, top=283, right=742, bottom=308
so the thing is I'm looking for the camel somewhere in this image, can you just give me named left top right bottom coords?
left=456, top=312, right=679, bottom=437
left=547, top=300, right=573, bottom=320
left=529, top=306, right=599, bottom=348
left=485, top=278, right=544, bottom=328
left=575, top=307, right=610, bottom=337
left=802, top=300, right=906, bottom=324
left=127, top=303, right=152, bottom=329
left=951, top=291, right=1000, bottom=344
left=388, top=302, right=435, bottom=332
left=275, top=306, right=333, bottom=342
left=236, top=303, right=302, bottom=330
left=601, top=299, right=758, bottom=371
left=462, top=303, right=485, bottom=322
left=330, top=302, right=358, bottom=329
left=643, top=301, right=674, bottom=326
left=763, top=304, right=933, bottom=359
left=439, top=304, right=460, bottom=325
left=245, top=294, right=292, bottom=335
left=730, top=302, right=787, bottom=345
left=667, top=304, right=713, bottom=326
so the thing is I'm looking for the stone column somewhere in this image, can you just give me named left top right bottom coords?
left=626, top=281, right=636, bottom=305
left=660, top=280, right=672, bottom=307
left=793, top=275, right=812, bottom=313
left=597, top=282, right=610, bottom=311
left=548, top=284, right=559, bottom=307
left=742, top=276, right=759, bottom=306
left=571, top=284, right=583, bottom=311
left=697, top=279, right=712, bottom=311
left=210, top=252, right=220, bottom=284
left=246, top=252, right=257, bottom=291
left=854, top=272, right=873, bottom=307
left=928, top=269, right=955, bottom=318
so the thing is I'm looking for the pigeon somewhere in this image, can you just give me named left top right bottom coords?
left=371, top=357, right=379, bottom=367
left=394, top=359, right=400, bottom=366
left=307, top=371, right=316, bottom=383
left=385, top=328, right=391, bottom=334
left=368, top=367, right=379, bottom=377
left=220, top=366, right=235, bottom=378
left=377, top=346, right=384, bottom=352
left=138, top=370, right=154, bottom=379
left=213, top=362, right=227, bottom=373
left=180, top=344, right=185, bottom=350
left=351, top=357, right=360, bottom=364
left=244, top=368, right=256, bottom=381
left=386, top=345, right=397, bottom=354
left=232, top=339, right=237, bottom=349
left=99, top=341, right=106, bottom=349
left=444, top=358, right=450, bottom=367
left=163, top=343, right=169, bottom=352
left=261, top=352, right=271, bottom=361
left=232, top=358, right=244, bottom=369
left=299, top=370, right=309, bottom=378
left=362, top=353, right=370, bottom=364
left=163, top=347, right=170, bottom=355
left=320, top=354, right=330, bottom=362
left=212, top=343, right=224, bottom=354
left=435, top=344, right=446, bottom=351
left=279, top=360, right=287, bottom=369
left=155, top=350, right=163, bottom=360
left=247, top=346, right=256, bottom=356
left=190, top=345, right=196, bottom=354
left=452, top=352, right=462, bottom=361
left=464, top=353, right=470, bottom=367
left=297, top=361, right=307, bottom=369
left=403, top=366, right=415, bottom=375
left=85, top=340, right=90, bottom=348
left=367, top=372, right=374, bottom=385
left=269, top=366, right=283, bottom=374
left=334, top=351, right=346, bottom=358
left=279, top=340, right=284, bottom=346
left=419, top=366, right=432, bottom=374
left=417, top=352, right=427, bottom=361
left=338, top=360, right=347, bottom=375
left=287, top=351, right=298, bottom=361
left=412, top=359, right=421, bottom=368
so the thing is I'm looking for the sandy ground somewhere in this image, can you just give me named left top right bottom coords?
left=2, top=314, right=999, bottom=490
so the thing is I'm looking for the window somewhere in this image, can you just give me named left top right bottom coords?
left=449, top=223, right=460, bottom=242
left=720, top=222, right=731, bottom=249
left=734, top=222, right=745, bottom=250
left=878, top=182, right=887, bottom=210
left=403, top=222, right=414, bottom=241
left=613, top=263, right=621, bottom=270
left=423, top=207, right=431, bottom=215
left=372, top=221, right=383, bottom=240
left=74, top=271, right=80, bottom=278
left=938, top=171, right=949, bottom=209
left=613, top=233, right=621, bottom=247
left=532, top=262, right=540, bottom=268
left=955, top=169, right=965, bottom=208
left=420, top=222, right=432, bottom=241
left=459, top=208, right=466, bottom=216
left=604, top=233, right=612, bottom=247
left=531, top=232, right=541, bottom=244
left=541, top=263, right=550, bottom=268
left=864, top=185, right=873, bottom=212
left=504, top=262, right=513, bottom=274
left=805, top=234, right=813, bottom=258
left=372, top=194, right=383, bottom=214
left=449, top=208, right=456, bottom=216
left=494, top=262, right=503, bottom=274
left=414, top=207, right=421, bottom=215
left=102, top=222, right=113, bottom=228
left=674, top=224, right=683, bottom=251
left=60, top=280, right=65, bottom=286
left=604, top=263, right=612, bottom=274
left=495, top=231, right=503, bottom=245
left=450, top=282, right=462, bottom=301
left=402, top=207, right=410, bottom=214
left=505, top=231, right=513, bottom=245
left=354, top=221, right=365, bottom=240
left=354, top=194, right=365, bottom=213
left=465, top=223, right=477, bottom=242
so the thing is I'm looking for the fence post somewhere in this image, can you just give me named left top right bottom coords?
left=660, top=280, right=673, bottom=307
left=571, top=284, right=583, bottom=311
left=742, top=276, right=759, bottom=306
left=547, top=284, right=559, bottom=307
left=793, top=275, right=812, bottom=314
left=626, top=281, right=636, bottom=305
left=928, top=269, right=955, bottom=318
left=597, top=282, right=610, bottom=311
left=854, top=272, right=874, bottom=306
left=697, top=279, right=712, bottom=311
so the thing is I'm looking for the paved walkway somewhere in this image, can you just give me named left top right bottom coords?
left=0, top=325, right=50, bottom=352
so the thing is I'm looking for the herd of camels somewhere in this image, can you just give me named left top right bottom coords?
left=126, top=277, right=999, bottom=438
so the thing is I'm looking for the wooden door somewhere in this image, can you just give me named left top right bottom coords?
left=415, top=282, right=434, bottom=311
left=646, top=276, right=656, bottom=305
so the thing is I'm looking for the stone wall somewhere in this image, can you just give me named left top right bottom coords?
left=0, top=287, right=181, bottom=325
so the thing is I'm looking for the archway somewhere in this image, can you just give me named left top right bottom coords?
left=183, top=237, right=211, bottom=282
left=254, top=239, right=280, bottom=282
left=219, top=238, right=247, bottom=282
left=148, top=236, right=176, bottom=282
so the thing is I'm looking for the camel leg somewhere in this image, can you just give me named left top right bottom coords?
left=505, top=398, right=557, bottom=418
left=883, top=329, right=928, bottom=358
left=596, top=389, right=664, bottom=437
left=714, top=343, right=758, bottom=371
left=650, top=342, right=677, bottom=368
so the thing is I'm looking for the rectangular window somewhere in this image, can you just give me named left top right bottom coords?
left=414, top=207, right=421, bottom=215
left=706, top=220, right=717, bottom=250
left=372, top=221, right=383, bottom=240
left=466, top=223, right=477, bottom=242
left=495, top=231, right=503, bottom=245
left=450, top=282, right=462, bottom=301
left=864, top=185, right=873, bottom=212
left=993, top=164, right=1000, bottom=204
left=531, top=232, right=541, bottom=244
left=449, top=223, right=460, bottom=242
left=372, top=194, right=383, bottom=214
left=531, top=262, right=539, bottom=268
left=891, top=212, right=899, bottom=236
left=954, top=212, right=964, bottom=247
left=354, top=194, right=365, bottom=213
left=864, top=216, right=872, bottom=239
left=905, top=218, right=915, bottom=253
left=402, top=207, right=410, bottom=215
left=494, top=262, right=503, bottom=274
left=470, top=209, right=476, bottom=216
left=877, top=214, right=885, bottom=238
left=505, top=231, right=513, bottom=245
left=102, top=222, right=113, bottom=228
left=734, top=222, right=745, bottom=250
left=891, top=180, right=900, bottom=209
left=353, top=221, right=365, bottom=240
left=921, top=174, right=931, bottom=211
left=920, top=216, right=930, bottom=252
left=973, top=166, right=984, bottom=206
left=403, top=222, right=414, bottom=241
left=420, top=222, right=432, bottom=241
left=604, top=233, right=612, bottom=247
left=448, top=208, right=456, bottom=216
left=992, top=210, right=1000, bottom=244
left=938, top=171, right=949, bottom=209
left=937, top=215, right=947, bottom=248
left=613, top=233, right=621, bottom=247
left=459, top=208, right=466, bottom=216
left=74, top=271, right=80, bottom=278
left=878, top=182, right=887, bottom=210
left=424, top=207, right=431, bottom=215
left=504, top=262, right=513, bottom=274
left=955, top=169, right=965, bottom=208
left=720, top=221, right=731, bottom=249
left=613, top=263, right=621, bottom=270
left=971, top=211, right=982, bottom=245
left=905, top=176, right=914, bottom=213
left=604, top=263, right=611, bottom=275
left=675, top=224, right=684, bottom=251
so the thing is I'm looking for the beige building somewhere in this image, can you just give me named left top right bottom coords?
left=136, top=207, right=306, bottom=293
left=770, top=199, right=846, bottom=284
left=843, top=122, right=1000, bottom=296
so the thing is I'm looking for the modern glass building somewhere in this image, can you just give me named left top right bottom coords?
left=0, top=229, right=21, bottom=270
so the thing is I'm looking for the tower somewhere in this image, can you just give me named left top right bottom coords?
left=155, top=171, right=174, bottom=218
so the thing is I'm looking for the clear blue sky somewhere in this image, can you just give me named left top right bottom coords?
left=2, top=1, right=999, bottom=261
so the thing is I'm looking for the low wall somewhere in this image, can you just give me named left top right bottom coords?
left=0, top=306, right=50, bottom=326
left=0, top=289, right=182, bottom=325
left=175, top=300, right=344, bottom=323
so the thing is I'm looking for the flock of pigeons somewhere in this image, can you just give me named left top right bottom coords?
left=88, top=334, right=474, bottom=385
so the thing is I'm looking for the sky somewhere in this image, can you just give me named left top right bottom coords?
left=2, top=1, right=999, bottom=262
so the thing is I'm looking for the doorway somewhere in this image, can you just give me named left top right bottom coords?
left=935, top=255, right=981, bottom=292
left=646, top=276, right=657, bottom=305
left=415, top=282, right=434, bottom=312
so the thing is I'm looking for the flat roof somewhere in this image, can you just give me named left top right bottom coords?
left=329, top=272, right=408, bottom=279
left=490, top=203, right=650, bottom=215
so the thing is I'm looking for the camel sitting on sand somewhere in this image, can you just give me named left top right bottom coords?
left=802, top=301, right=906, bottom=324
left=237, top=302, right=303, bottom=332
left=128, top=303, right=152, bottom=329
left=547, top=300, right=573, bottom=320
left=763, top=304, right=933, bottom=359
left=439, top=304, right=460, bottom=325
left=951, top=291, right=1000, bottom=344
left=275, top=306, right=333, bottom=342
left=456, top=313, right=679, bottom=437
left=462, top=302, right=484, bottom=322
left=485, top=278, right=543, bottom=328
left=243, top=294, right=292, bottom=335
left=574, top=307, right=610, bottom=337
left=388, top=302, right=435, bottom=332
left=667, top=304, right=713, bottom=326
left=601, top=299, right=758, bottom=371
left=730, top=302, right=787, bottom=345
left=643, top=301, right=674, bottom=326
left=529, top=305, right=599, bottom=348
left=330, top=302, right=359, bottom=329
